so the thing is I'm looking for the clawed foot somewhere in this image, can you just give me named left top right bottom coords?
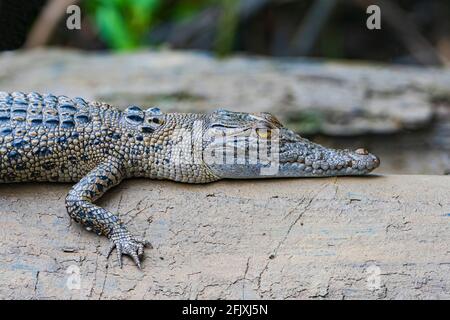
left=107, top=226, right=152, bottom=269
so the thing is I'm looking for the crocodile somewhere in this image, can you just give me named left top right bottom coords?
left=0, top=91, right=380, bottom=268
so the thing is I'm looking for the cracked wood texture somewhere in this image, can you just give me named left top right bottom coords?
left=0, top=175, right=449, bottom=299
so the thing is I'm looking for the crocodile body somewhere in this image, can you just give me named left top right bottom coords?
left=0, top=91, right=380, bottom=268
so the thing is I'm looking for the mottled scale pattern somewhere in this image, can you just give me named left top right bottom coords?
left=0, top=91, right=219, bottom=268
left=0, top=91, right=380, bottom=269
left=0, top=92, right=89, bottom=131
left=0, top=92, right=108, bottom=183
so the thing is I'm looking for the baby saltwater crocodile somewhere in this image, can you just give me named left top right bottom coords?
left=0, top=91, right=380, bottom=268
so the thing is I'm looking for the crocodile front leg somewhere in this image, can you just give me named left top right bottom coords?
left=65, top=160, right=151, bottom=268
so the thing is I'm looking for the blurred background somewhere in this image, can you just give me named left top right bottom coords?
left=0, top=0, right=449, bottom=174
left=1, top=0, right=449, bottom=64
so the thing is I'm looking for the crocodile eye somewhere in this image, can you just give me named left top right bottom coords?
left=256, top=128, right=271, bottom=139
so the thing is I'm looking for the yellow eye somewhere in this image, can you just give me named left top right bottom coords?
left=256, top=128, right=271, bottom=139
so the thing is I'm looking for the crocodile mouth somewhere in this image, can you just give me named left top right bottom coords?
left=277, top=146, right=380, bottom=177
left=202, top=125, right=380, bottom=178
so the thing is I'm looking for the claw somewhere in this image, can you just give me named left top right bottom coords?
left=133, top=237, right=153, bottom=249
left=107, top=227, right=151, bottom=269
left=144, top=240, right=153, bottom=248
left=130, top=252, right=142, bottom=269
left=106, top=242, right=115, bottom=258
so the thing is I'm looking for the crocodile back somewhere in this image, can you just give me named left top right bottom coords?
left=0, top=92, right=114, bottom=129
left=0, top=92, right=120, bottom=183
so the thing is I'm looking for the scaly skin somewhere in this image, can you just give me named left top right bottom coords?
left=0, top=91, right=380, bottom=268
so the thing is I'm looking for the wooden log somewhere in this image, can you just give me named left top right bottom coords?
left=0, top=175, right=449, bottom=299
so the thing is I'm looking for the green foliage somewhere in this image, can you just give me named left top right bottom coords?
left=214, top=0, right=239, bottom=58
left=85, top=0, right=238, bottom=55
left=86, top=0, right=161, bottom=51
left=171, top=0, right=211, bottom=21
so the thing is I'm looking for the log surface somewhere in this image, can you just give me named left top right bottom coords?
left=1, top=175, right=449, bottom=299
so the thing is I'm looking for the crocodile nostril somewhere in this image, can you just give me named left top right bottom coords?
left=373, top=155, right=380, bottom=166
left=355, top=148, right=368, bottom=155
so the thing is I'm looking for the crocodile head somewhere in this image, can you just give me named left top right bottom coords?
left=202, top=109, right=380, bottom=178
